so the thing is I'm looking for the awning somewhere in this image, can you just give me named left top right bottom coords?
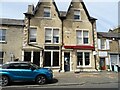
left=64, top=45, right=95, bottom=50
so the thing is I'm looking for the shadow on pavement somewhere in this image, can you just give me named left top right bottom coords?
left=10, top=78, right=58, bottom=86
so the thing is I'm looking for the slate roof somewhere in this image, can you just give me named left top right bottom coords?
left=0, top=18, right=24, bottom=26
left=97, top=32, right=120, bottom=39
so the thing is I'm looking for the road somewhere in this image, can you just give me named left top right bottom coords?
left=1, top=71, right=119, bottom=90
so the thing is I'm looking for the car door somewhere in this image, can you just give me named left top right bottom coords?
left=7, top=63, right=23, bottom=81
left=18, top=63, right=37, bottom=81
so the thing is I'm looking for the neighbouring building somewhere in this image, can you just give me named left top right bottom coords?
left=0, top=18, right=24, bottom=64
left=97, top=29, right=120, bottom=72
left=0, top=0, right=98, bottom=72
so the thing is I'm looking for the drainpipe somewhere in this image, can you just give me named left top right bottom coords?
left=91, top=19, right=97, bottom=70
left=59, top=17, right=64, bottom=72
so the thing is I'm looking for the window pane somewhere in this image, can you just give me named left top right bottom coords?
left=77, top=52, right=83, bottom=66
left=44, top=52, right=51, bottom=66
left=85, top=52, right=90, bottom=65
left=53, top=29, right=59, bottom=43
left=29, top=28, right=37, bottom=42
left=24, top=52, right=31, bottom=62
left=53, top=52, right=59, bottom=66
left=101, top=39, right=105, bottom=49
left=0, top=30, right=6, bottom=41
left=33, top=52, right=40, bottom=66
left=77, top=31, right=82, bottom=44
left=83, top=31, right=88, bottom=37
left=0, top=52, right=4, bottom=64
left=45, top=28, right=52, bottom=43
left=84, top=38, right=88, bottom=44
left=83, top=31, right=88, bottom=44
left=74, top=10, right=80, bottom=20
left=44, top=7, right=50, bottom=17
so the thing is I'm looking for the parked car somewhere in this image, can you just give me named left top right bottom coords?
left=0, top=61, right=53, bottom=86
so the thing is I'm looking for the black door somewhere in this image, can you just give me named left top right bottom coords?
left=64, top=52, right=70, bottom=72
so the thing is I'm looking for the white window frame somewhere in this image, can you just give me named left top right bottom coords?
left=29, top=27, right=37, bottom=44
left=43, top=7, right=51, bottom=18
left=0, top=29, right=6, bottom=42
left=45, top=27, right=60, bottom=44
left=76, top=30, right=89, bottom=45
left=44, top=50, right=60, bottom=68
left=77, top=50, right=91, bottom=67
left=74, top=10, right=81, bottom=20
left=101, top=39, right=106, bottom=50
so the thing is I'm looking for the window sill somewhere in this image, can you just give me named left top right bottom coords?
left=73, top=20, right=82, bottom=22
left=43, top=17, right=52, bottom=20
left=77, top=66, right=92, bottom=68
left=28, top=42, right=38, bottom=45
left=0, top=41, right=7, bottom=44
left=44, top=43, right=60, bottom=45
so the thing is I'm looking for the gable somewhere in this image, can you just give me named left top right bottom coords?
left=28, top=0, right=60, bottom=19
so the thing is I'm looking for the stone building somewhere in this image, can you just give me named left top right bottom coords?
left=0, top=0, right=98, bottom=72
left=0, top=18, right=24, bottom=64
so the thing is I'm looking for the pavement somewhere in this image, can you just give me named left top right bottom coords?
left=52, top=71, right=119, bottom=88
left=1, top=71, right=119, bottom=89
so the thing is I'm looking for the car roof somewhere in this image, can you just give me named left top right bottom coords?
left=4, top=61, right=32, bottom=64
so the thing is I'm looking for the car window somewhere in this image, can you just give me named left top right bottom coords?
left=2, top=64, right=9, bottom=69
left=19, top=63, right=31, bottom=69
left=7, top=63, right=20, bottom=69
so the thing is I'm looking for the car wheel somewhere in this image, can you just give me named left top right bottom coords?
left=2, top=76, right=9, bottom=86
left=35, top=75, right=46, bottom=85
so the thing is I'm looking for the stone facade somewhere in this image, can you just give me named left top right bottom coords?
left=0, top=0, right=98, bottom=72
left=0, top=19, right=24, bottom=63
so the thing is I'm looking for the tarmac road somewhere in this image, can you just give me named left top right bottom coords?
left=1, top=71, right=119, bottom=90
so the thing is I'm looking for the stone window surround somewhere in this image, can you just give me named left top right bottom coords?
left=76, top=29, right=89, bottom=45
left=44, top=27, right=60, bottom=44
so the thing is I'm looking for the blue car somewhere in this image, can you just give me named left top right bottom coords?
left=0, top=61, right=53, bottom=86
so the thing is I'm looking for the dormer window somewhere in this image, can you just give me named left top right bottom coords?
left=44, top=7, right=51, bottom=17
left=74, top=10, right=80, bottom=20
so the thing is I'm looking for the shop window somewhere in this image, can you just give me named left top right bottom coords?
left=24, top=52, right=31, bottom=62
left=77, top=52, right=83, bottom=66
left=85, top=52, right=90, bottom=65
left=44, top=52, right=51, bottom=66
left=53, top=52, right=59, bottom=66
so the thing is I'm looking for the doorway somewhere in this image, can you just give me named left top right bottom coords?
left=64, top=52, right=70, bottom=72
left=100, top=57, right=106, bottom=70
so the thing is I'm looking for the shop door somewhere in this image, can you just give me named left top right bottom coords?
left=64, top=52, right=70, bottom=72
left=100, top=58, right=106, bottom=70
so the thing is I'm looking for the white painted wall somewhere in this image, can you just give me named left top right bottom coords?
left=99, top=51, right=107, bottom=57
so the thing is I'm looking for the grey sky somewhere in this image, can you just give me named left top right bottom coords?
left=0, top=0, right=119, bottom=32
